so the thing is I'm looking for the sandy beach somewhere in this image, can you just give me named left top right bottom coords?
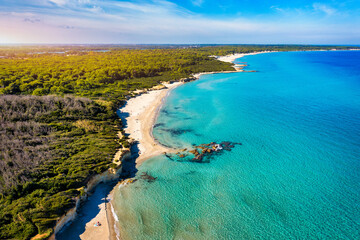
left=77, top=52, right=261, bottom=240
left=217, top=51, right=275, bottom=63
left=120, top=81, right=183, bottom=164
left=79, top=198, right=110, bottom=240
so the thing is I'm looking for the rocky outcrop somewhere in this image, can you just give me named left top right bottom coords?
left=165, top=141, right=242, bottom=163
left=151, top=84, right=167, bottom=90
left=131, top=84, right=168, bottom=97
left=179, top=77, right=196, bottom=82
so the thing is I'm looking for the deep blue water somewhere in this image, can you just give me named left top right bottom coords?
left=112, top=51, right=360, bottom=239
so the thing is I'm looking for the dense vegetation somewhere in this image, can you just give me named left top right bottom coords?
left=0, top=45, right=359, bottom=239
left=0, top=95, right=120, bottom=239
left=0, top=49, right=234, bottom=101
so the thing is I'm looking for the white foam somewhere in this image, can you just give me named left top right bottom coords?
left=110, top=203, right=119, bottom=222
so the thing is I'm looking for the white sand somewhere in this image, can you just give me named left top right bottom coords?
left=120, top=82, right=182, bottom=165
left=217, top=51, right=276, bottom=63
left=79, top=199, right=109, bottom=240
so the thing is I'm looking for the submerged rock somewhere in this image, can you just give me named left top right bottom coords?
left=166, top=141, right=242, bottom=163
left=153, top=123, right=165, bottom=128
left=160, top=128, right=194, bottom=136
left=140, top=172, right=157, bottom=182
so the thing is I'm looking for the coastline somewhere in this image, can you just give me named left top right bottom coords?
left=120, top=82, right=183, bottom=165
left=63, top=51, right=262, bottom=240
left=69, top=82, right=184, bottom=240
left=119, top=51, right=265, bottom=165
left=216, top=51, right=276, bottom=71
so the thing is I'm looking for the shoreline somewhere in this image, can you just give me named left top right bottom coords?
left=74, top=83, right=184, bottom=240
left=78, top=192, right=111, bottom=240
left=120, top=81, right=183, bottom=165
left=65, top=51, right=265, bottom=240
left=119, top=51, right=263, bottom=165
left=149, top=83, right=180, bottom=150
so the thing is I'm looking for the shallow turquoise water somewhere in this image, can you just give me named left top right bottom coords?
left=113, top=51, right=360, bottom=239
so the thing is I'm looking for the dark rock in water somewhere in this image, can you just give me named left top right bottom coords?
left=164, top=152, right=174, bottom=161
left=140, top=172, right=157, bottom=182
left=189, top=149, right=199, bottom=156
left=185, top=170, right=197, bottom=175
left=153, top=123, right=165, bottom=128
left=160, top=109, right=177, bottom=116
left=166, top=141, right=242, bottom=164
left=203, top=148, right=213, bottom=153
left=161, top=109, right=169, bottom=114
left=220, top=141, right=242, bottom=151
left=170, top=128, right=192, bottom=135
left=160, top=128, right=194, bottom=136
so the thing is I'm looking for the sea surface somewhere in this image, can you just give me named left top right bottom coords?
left=65, top=51, right=360, bottom=239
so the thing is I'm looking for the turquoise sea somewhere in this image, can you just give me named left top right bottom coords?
left=112, top=51, right=360, bottom=240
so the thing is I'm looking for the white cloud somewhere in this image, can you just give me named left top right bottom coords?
left=9, top=12, right=37, bottom=17
left=78, top=0, right=92, bottom=3
left=48, top=0, right=68, bottom=6
left=112, top=1, right=165, bottom=13
left=48, top=0, right=94, bottom=6
left=313, top=3, right=336, bottom=16
left=191, top=0, right=204, bottom=7
left=107, top=0, right=188, bottom=15
left=270, top=6, right=285, bottom=13
left=88, top=5, right=103, bottom=13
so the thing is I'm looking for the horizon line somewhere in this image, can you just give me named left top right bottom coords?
left=0, top=43, right=359, bottom=46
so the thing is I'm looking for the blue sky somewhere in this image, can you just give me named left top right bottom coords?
left=0, top=0, right=359, bottom=44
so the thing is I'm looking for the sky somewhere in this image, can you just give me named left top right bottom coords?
left=0, top=0, right=360, bottom=44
